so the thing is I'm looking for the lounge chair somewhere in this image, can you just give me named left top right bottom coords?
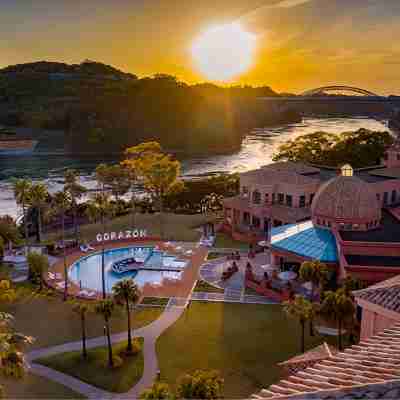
left=87, top=244, right=95, bottom=251
left=80, top=245, right=89, bottom=253
left=86, top=291, right=96, bottom=298
left=78, top=290, right=89, bottom=297
left=47, top=272, right=55, bottom=280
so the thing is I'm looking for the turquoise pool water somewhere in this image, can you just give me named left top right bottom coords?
left=68, top=246, right=187, bottom=293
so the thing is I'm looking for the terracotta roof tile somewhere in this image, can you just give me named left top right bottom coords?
left=353, top=276, right=400, bottom=313
left=254, top=323, right=400, bottom=399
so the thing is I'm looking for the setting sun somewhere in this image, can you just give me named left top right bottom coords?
left=191, top=23, right=256, bottom=81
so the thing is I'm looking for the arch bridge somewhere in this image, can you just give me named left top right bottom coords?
left=301, top=86, right=380, bottom=97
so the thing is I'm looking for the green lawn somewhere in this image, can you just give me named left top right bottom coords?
left=140, top=297, right=170, bottom=306
left=46, top=212, right=208, bottom=243
left=213, top=233, right=249, bottom=250
left=194, top=280, right=224, bottom=293
left=0, top=373, right=85, bottom=399
left=156, top=302, right=331, bottom=399
left=37, top=338, right=144, bottom=393
left=3, top=285, right=163, bottom=349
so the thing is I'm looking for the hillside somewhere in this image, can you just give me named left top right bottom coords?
left=0, top=61, right=301, bottom=155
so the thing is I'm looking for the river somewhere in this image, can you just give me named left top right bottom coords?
left=0, top=117, right=391, bottom=218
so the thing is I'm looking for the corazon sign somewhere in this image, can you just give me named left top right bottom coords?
left=96, top=229, right=148, bottom=243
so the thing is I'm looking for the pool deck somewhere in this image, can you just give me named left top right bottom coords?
left=46, top=240, right=208, bottom=300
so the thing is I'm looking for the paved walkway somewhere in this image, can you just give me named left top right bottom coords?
left=27, top=302, right=186, bottom=399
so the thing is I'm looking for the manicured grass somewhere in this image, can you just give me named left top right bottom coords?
left=46, top=212, right=208, bottom=243
left=2, top=285, right=163, bottom=349
left=140, top=297, right=170, bottom=306
left=156, top=302, right=332, bottom=398
left=213, top=233, right=249, bottom=250
left=194, top=280, right=224, bottom=293
left=37, top=338, right=144, bottom=393
left=0, top=373, right=85, bottom=399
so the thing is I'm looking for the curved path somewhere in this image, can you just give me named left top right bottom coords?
left=27, top=303, right=186, bottom=399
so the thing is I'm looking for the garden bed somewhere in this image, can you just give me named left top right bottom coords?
left=194, top=280, right=224, bottom=293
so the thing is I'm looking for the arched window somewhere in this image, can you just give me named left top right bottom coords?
left=341, top=164, right=353, bottom=177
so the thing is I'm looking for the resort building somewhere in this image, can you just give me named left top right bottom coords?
left=223, top=141, right=400, bottom=284
left=252, top=274, right=400, bottom=400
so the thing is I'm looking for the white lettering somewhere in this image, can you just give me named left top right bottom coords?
left=139, top=229, right=147, bottom=238
left=133, top=229, right=139, bottom=238
left=125, top=230, right=132, bottom=239
left=96, top=228, right=149, bottom=242
left=96, top=234, right=103, bottom=242
left=110, top=232, right=117, bottom=241
left=118, top=231, right=124, bottom=240
left=103, top=233, right=110, bottom=241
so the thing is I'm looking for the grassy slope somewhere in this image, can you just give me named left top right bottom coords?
left=3, top=285, right=162, bottom=349
left=157, top=302, right=331, bottom=399
left=37, top=339, right=144, bottom=393
left=46, top=213, right=208, bottom=243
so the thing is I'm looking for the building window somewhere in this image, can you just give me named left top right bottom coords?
left=272, top=193, right=276, bottom=204
left=384, top=153, right=388, bottom=160
left=243, top=212, right=250, bottom=225
left=299, top=195, right=306, bottom=208
left=242, top=186, right=249, bottom=197
left=310, top=193, right=315, bottom=205
left=397, top=154, right=400, bottom=161
left=341, top=164, right=354, bottom=177
left=384, top=192, right=389, bottom=205
left=252, top=216, right=261, bottom=228
left=278, top=193, right=284, bottom=204
left=392, top=190, right=397, bottom=204
left=376, top=193, right=381, bottom=202
left=286, top=195, right=293, bottom=207
left=264, top=193, right=269, bottom=204
left=327, top=221, right=331, bottom=228
left=252, top=190, right=261, bottom=204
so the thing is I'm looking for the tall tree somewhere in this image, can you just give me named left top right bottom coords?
left=28, top=183, right=49, bottom=243
left=124, top=142, right=184, bottom=239
left=121, top=159, right=138, bottom=228
left=13, top=179, right=32, bottom=254
left=64, top=170, right=87, bottom=244
left=112, top=279, right=140, bottom=354
left=283, top=295, right=312, bottom=353
left=72, top=302, right=91, bottom=360
left=26, top=253, right=49, bottom=291
left=85, top=192, right=114, bottom=298
left=95, top=299, right=115, bottom=368
left=299, top=260, right=329, bottom=300
left=0, top=216, right=20, bottom=254
left=321, top=289, right=355, bottom=350
left=200, top=193, right=224, bottom=236
left=52, top=190, right=72, bottom=301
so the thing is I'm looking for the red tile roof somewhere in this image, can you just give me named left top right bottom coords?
left=253, top=323, right=400, bottom=399
left=278, top=343, right=336, bottom=367
left=353, top=275, right=400, bottom=313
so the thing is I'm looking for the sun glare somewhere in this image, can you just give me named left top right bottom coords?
left=191, top=23, right=257, bottom=82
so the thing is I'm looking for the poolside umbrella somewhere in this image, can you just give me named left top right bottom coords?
left=278, top=271, right=297, bottom=281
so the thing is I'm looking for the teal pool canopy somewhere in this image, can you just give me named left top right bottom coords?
left=271, top=221, right=338, bottom=263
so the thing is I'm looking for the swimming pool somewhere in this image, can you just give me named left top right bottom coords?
left=68, top=246, right=188, bottom=293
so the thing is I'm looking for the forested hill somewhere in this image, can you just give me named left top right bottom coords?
left=0, top=61, right=301, bottom=155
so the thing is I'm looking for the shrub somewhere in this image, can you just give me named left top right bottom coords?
left=177, top=370, right=224, bottom=399
left=140, top=383, right=173, bottom=400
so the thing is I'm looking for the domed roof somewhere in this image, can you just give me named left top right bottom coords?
left=312, top=174, right=381, bottom=224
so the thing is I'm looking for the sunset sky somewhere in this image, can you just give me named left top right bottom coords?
left=2, top=0, right=400, bottom=94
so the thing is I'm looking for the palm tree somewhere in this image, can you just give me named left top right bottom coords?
left=321, top=289, right=355, bottom=350
left=72, top=302, right=91, bottom=360
left=64, top=170, right=86, bottom=244
left=28, top=183, right=49, bottom=243
left=112, top=279, right=141, bottom=354
left=13, top=179, right=32, bottom=254
left=283, top=295, right=312, bottom=353
left=52, top=190, right=72, bottom=301
left=0, top=216, right=20, bottom=255
left=95, top=299, right=115, bottom=368
left=299, top=260, right=329, bottom=300
left=85, top=192, right=114, bottom=298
